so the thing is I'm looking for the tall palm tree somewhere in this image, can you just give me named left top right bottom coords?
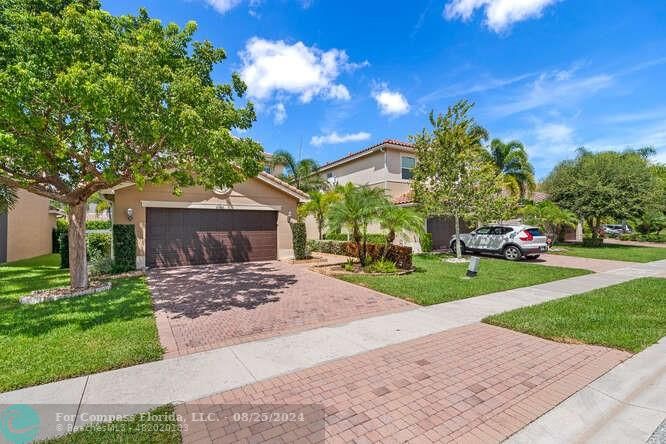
left=327, top=185, right=390, bottom=266
left=271, top=150, right=326, bottom=192
left=486, top=139, right=535, bottom=198
left=378, top=205, right=424, bottom=259
left=298, top=189, right=341, bottom=239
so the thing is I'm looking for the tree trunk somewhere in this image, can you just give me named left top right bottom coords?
left=68, top=202, right=88, bottom=289
left=317, top=216, right=323, bottom=240
left=382, top=230, right=395, bottom=260
left=454, top=213, right=462, bottom=259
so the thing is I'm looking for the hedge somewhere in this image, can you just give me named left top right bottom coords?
left=59, top=231, right=69, bottom=269
left=324, top=232, right=388, bottom=244
left=419, top=233, right=433, bottom=253
left=86, top=220, right=112, bottom=230
left=619, top=233, right=666, bottom=243
left=307, top=239, right=412, bottom=269
left=87, top=232, right=112, bottom=258
left=290, top=222, right=307, bottom=260
left=113, top=224, right=136, bottom=272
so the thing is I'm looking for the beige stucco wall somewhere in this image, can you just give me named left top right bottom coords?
left=320, top=150, right=387, bottom=188
left=112, top=178, right=299, bottom=268
left=6, top=190, right=55, bottom=262
left=319, top=147, right=414, bottom=199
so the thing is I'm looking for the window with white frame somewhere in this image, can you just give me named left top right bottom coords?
left=401, top=156, right=415, bottom=180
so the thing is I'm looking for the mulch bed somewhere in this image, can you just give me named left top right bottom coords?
left=312, top=263, right=415, bottom=276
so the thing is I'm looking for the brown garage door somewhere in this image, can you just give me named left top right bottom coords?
left=427, top=216, right=470, bottom=250
left=146, top=208, right=277, bottom=268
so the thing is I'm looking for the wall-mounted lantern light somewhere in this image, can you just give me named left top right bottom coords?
left=126, top=208, right=134, bottom=221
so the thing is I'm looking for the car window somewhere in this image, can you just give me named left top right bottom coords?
left=475, top=227, right=491, bottom=235
left=501, top=227, right=514, bottom=234
left=525, top=228, right=544, bottom=236
left=489, top=227, right=505, bottom=235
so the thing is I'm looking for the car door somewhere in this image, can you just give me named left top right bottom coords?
left=468, top=226, right=491, bottom=251
left=487, top=226, right=508, bottom=251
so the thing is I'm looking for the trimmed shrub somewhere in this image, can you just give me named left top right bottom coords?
left=87, top=232, right=112, bottom=259
left=419, top=233, right=433, bottom=253
left=113, top=224, right=136, bottom=272
left=619, top=233, right=666, bottom=243
left=324, top=232, right=347, bottom=241
left=582, top=236, right=604, bottom=247
left=308, top=240, right=413, bottom=269
left=52, top=219, right=68, bottom=253
left=86, top=220, right=112, bottom=230
left=52, top=229, right=59, bottom=253
left=365, top=258, right=398, bottom=274
left=291, top=222, right=307, bottom=260
left=59, top=231, right=69, bottom=269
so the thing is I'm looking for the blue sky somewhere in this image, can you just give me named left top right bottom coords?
left=103, top=0, right=666, bottom=179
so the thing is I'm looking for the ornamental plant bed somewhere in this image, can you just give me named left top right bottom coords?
left=314, top=263, right=415, bottom=276
left=287, top=256, right=327, bottom=265
left=20, top=281, right=113, bottom=305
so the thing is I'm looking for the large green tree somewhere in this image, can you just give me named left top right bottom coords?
left=0, top=1, right=263, bottom=288
left=411, top=100, right=504, bottom=259
left=543, top=148, right=658, bottom=241
left=485, top=139, right=535, bottom=198
left=271, top=150, right=326, bottom=192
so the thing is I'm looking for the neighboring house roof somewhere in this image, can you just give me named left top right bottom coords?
left=393, top=192, right=415, bottom=205
left=531, top=191, right=550, bottom=202
left=100, top=171, right=309, bottom=202
left=317, top=139, right=415, bottom=173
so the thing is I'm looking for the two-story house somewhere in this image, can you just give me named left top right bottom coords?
left=313, top=139, right=467, bottom=250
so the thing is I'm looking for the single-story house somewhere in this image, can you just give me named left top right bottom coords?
left=0, top=189, right=60, bottom=263
left=101, top=172, right=309, bottom=269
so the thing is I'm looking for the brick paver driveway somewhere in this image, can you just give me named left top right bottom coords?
left=177, top=323, right=628, bottom=444
left=147, top=261, right=413, bottom=357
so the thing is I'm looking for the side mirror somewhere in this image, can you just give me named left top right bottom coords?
left=470, top=232, right=477, bottom=236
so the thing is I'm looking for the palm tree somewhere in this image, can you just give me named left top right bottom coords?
left=378, top=206, right=424, bottom=259
left=271, top=150, right=326, bottom=192
left=298, top=189, right=341, bottom=239
left=486, top=139, right=535, bottom=198
left=520, top=201, right=577, bottom=245
left=327, top=185, right=390, bottom=266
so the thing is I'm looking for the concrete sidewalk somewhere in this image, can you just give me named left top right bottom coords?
left=508, top=337, right=666, bottom=444
left=2, top=260, right=665, bottom=441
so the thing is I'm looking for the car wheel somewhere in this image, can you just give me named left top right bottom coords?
left=503, top=245, right=522, bottom=261
left=450, top=241, right=466, bottom=254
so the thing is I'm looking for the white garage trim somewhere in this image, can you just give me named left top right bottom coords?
left=140, top=200, right=282, bottom=211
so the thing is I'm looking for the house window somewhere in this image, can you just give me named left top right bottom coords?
left=401, top=156, right=415, bottom=180
left=326, top=172, right=334, bottom=179
left=264, top=165, right=272, bottom=174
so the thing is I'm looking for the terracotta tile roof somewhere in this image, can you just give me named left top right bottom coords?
left=318, top=139, right=415, bottom=171
left=257, top=171, right=310, bottom=201
left=393, top=192, right=415, bottom=205
left=531, top=191, right=550, bottom=202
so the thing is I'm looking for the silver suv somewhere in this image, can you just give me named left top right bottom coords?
left=450, top=225, right=548, bottom=261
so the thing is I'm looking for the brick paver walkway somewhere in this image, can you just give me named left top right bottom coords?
left=177, top=323, right=629, bottom=443
left=148, top=262, right=414, bottom=357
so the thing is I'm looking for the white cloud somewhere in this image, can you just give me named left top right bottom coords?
left=273, top=102, right=287, bottom=125
left=534, top=122, right=573, bottom=144
left=444, top=0, right=559, bottom=33
left=372, top=83, right=410, bottom=116
left=239, top=38, right=364, bottom=103
left=310, top=131, right=371, bottom=146
left=490, top=70, right=613, bottom=117
left=203, top=0, right=242, bottom=14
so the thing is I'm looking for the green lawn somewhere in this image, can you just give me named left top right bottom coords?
left=0, top=255, right=163, bottom=392
left=484, top=278, right=666, bottom=353
left=550, top=243, right=666, bottom=263
left=338, top=254, right=590, bottom=306
left=0, top=254, right=70, bottom=309
left=42, top=405, right=181, bottom=444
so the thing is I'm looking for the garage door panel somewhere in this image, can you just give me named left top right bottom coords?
left=146, top=208, right=277, bottom=267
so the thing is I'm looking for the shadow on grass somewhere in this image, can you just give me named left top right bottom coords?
left=0, top=278, right=155, bottom=338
